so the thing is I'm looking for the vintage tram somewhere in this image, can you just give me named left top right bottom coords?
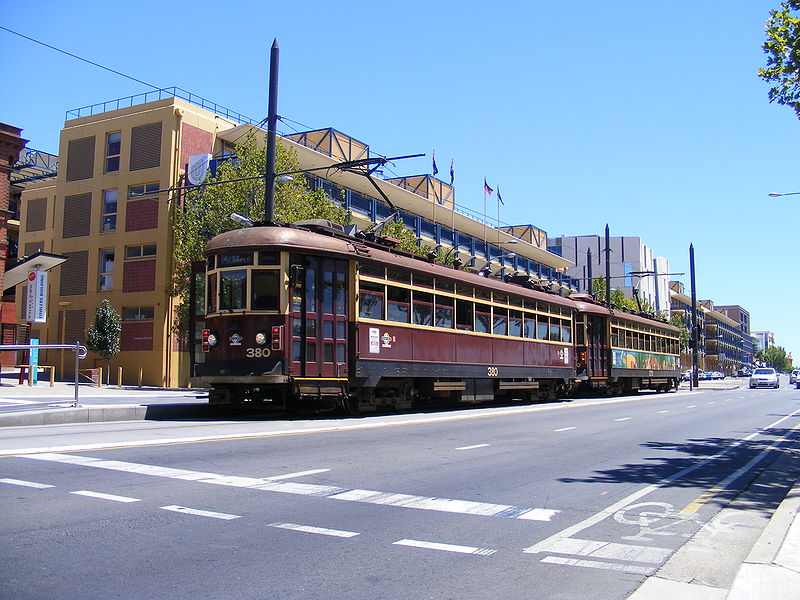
left=189, top=221, right=679, bottom=411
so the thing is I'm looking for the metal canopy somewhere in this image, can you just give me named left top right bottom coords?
left=4, top=252, right=67, bottom=290
left=11, top=148, right=58, bottom=184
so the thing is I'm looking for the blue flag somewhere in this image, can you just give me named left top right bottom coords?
left=484, top=178, right=493, bottom=195
left=432, top=152, right=439, bottom=176
left=497, top=186, right=504, bottom=205
left=449, top=159, right=454, bottom=185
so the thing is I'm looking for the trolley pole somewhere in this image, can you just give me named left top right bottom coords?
left=586, top=248, right=592, bottom=294
left=604, top=224, right=611, bottom=308
left=264, top=38, right=280, bottom=224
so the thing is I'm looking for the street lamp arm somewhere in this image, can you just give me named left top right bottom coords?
left=768, top=191, right=800, bottom=197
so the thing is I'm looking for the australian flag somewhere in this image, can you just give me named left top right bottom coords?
left=432, top=152, right=439, bottom=176
left=484, top=178, right=493, bottom=195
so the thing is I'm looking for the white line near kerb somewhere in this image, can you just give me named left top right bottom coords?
left=393, top=539, right=496, bottom=556
left=71, top=490, right=140, bottom=503
left=0, top=477, right=54, bottom=489
left=269, top=522, right=359, bottom=538
left=160, top=505, right=240, bottom=520
left=455, top=444, right=490, bottom=450
left=554, top=427, right=576, bottom=432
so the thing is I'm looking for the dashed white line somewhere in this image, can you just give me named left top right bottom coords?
left=455, top=444, right=490, bottom=450
left=686, top=405, right=697, bottom=408
left=264, top=469, right=330, bottom=481
left=657, top=410, right=669, bottom=414
left=0, top=478, right=54, bottom=489
left=393, top=539, right=496, bottom=556
left=554, top=427, right=576, bottom=432
left=269, top=522, right=359, bottom=538
left=542, top=537, right=671, bottom=563
left=71, top=490, right=141, bottom=503
left=541, top=555, right=654, bottom=575
left=0, top=398, right=41, bottom=405
left=160, top=505, right=240, bottom=520
left=614, top=417, right=631, bottom=422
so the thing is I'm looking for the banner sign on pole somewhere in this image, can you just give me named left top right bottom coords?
left=30, top=338, right=39, bottom=385
left=25, top=270, right=48, bottom=323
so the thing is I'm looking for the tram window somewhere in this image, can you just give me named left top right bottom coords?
left=412, top=291, right=433, bottom=326
left=549, top=321, right=561, bottom=342
left=437, top=280, right=455, bottom=293
left=387, top=269, right=411, bottom=284
left=456, top=300, right=473, bottom=331
left=626, top=330, right=634, bottom=349
left=323, top=271, right=334, bottom=314
left=523, top=314, right=536, bottom=338
left=251, top=270, right=280, bottom=311
left=306, top=319, right=316, bottom=338
left=475, top=303, right=491, bottom=333
left=293, top=318, right=302, bottom=337
left=306, top=342, right=316, bottom=363
left=207, top=274, right=217, bottom=312
left=611, top=327, right=620, bottom=347
left=359, top=281, right=384, bottom=320
left=495, top=294, right=508, bottom=305
left=335, top=272, right=346, bottom=315
left=509, top=296, right=523, bottom=308
left=435, top=296, right=454, bottom=328
left=387, top=286, right=410, bottom=323
left=561, top=320, right=571, bottom=343
left=324, top=321, right=334, bottom=339
left=337, top=321, right=346, bottom=339
left=456, top=284, right=472, bottom=297
left=475, top=288, right=491, bottom=301
left=537, top=317, right=549, bottom=340
left=524, top=300, right=536, bottom=311
left=509, top=310, right=523, bottom=337
left=493, top=307, right=508, bottom=336
left=306, top=268, right=317, bottom=313
left=193, top=274, right=205, bottom=315
left=206, top=255, right=215, bottom=269
left=292, top=341, right=302, bottom=362
left=324, top=343, right=334, bottom=363
left=575, top=320, right=585, bottom=345
left=415, top=274, right=433, bottom=288
left=219, top=270, right=247, bottom=310
left=257, top=252, right=279, bottom=265
left=219, top=254, right=253, bottom=267
left=336, top=343, right=346, bottom=363
left=360, top=264, right=384, bottom=278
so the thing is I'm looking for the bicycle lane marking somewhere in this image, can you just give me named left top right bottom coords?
left=523, top=407, right=800, bottom=572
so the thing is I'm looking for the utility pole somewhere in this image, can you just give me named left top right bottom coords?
left=264, top=39, right=279, bottom=223
left=604, top=224, right=611, bottom=308
left=690, top=243, right=699, bottom=387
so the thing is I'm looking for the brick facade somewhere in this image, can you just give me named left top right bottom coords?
left=125, top=198, right=159, bottom=231
left=122, top=259, right=156, bottom=292
left=121, top=321, right=154, bottom=351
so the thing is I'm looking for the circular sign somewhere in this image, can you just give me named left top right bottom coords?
left=28, top=272, right=36, bottom=281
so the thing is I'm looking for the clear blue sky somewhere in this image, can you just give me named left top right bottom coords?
left=2, top=1, right=797, bottom=361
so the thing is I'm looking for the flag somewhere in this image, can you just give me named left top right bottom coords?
left=449, top=159, right=454, bottom=185
left=432, top=151, right=438, bottom=176
left=484, top=178, right=493, bottom=195
left=497, top=186, right=504, bottom=205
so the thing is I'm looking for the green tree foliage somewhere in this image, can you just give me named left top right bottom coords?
left=669, top=314, right=690, bottom=352
left=591, top=279, right=645, bottom=312
left=763, top=345, right=790, bottom=371
left=85, top=299, right=122, bottom=384
left=759, top=1, right=800, bottom=118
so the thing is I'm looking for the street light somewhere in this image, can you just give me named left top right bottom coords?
left=768, top=191, right=800, bottom=197
left=59, top=301, right=71, bottom=379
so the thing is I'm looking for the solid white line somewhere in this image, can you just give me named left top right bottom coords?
left=657, top=410, right=669, bottom=414
left=455, top=444, right=490, bottom=450
left=554, top=427, right=576, bottom=432
left=0, top=477, right=54, bottom=489
left=545, top=537, right=671, bottom=563
left=393, top=539, right=496, bottom=556
left=268, top=522, right=359, bottom=538
left=0, top=398, right=41, bottom=405
left=71, top=490, right=141, bottom=503
left=614, top=417, right=631, bottom=422
left=264, top=469, right=330, bottom=481
left=160, top=505, right=240, bottom=520
left=540, top=555, right=654, bottom=575
left=524, top=407, right=800, bottom=555
left=686, top=405, right=697, bottom=408
left=24, top=453, right=559, bottom=522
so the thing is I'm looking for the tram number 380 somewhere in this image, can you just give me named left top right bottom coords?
left=487, top=366, right=499, bottom=377
left=245, top=347, right=272, bottom=358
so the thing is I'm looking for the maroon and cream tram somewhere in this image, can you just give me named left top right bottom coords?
left=190, top=221, right=679, bottom=411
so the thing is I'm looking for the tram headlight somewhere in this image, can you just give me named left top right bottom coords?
left=255, top=331, right=268, bottom=346
left=206, top=332, right=218, bottom=347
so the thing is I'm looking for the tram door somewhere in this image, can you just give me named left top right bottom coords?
left=289, top=256, right=348, bottom=379
left=586, top=315, right=609, bottom=377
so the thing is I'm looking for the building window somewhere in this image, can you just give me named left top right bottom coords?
left=102, top=189, right=117, bottom=232
left=105, top=132, right=121, bottom=173
left=99, top=249, right=115, bottom=291
left=125, top=244, right=157, bottom=259
left=122, top=306, right=154, bottom=321
left=128, top=182, right=160, bottom=198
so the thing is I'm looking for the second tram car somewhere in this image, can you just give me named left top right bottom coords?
left=190, top=221, right=680, bottom=411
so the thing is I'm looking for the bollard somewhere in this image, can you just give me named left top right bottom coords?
left=97, top=367, right=103, bottom=387
left=138, top=366, right=143, bottom=388
left=117, top=366, right=123, bottom=387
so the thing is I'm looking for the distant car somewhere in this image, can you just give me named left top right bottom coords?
left=737, top=367, right=752, bottom=377
left=750, top=367, right=780, bottom=389
left=681, top=370, right=693, bottom=382
left=790, top=369, right=800, bottom=385
left=710, top=371, right=725, bottom=380
left=700, top=371, right=713, bottom=380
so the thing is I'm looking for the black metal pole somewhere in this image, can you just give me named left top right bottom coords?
left=690, top=243, right=699, bottom=387
left=586, top=248, right=593, bottom=294
left=605, top=224, right=611, bottom=308
left=264, top=39, right=279, bottom=223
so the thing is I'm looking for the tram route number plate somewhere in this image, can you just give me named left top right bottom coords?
left=245, top=347, right=272, bottom=358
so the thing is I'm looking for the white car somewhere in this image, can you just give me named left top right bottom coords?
left=749, top=368, right=780, bottom=389
left=790, top=369, right=800, bottom=385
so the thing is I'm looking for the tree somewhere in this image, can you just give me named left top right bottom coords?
left=759, top=1, right=800, bottom=119
left=669, top=314, right=690, bottom=352
left=764, top=345, right=790, bottom=371
left=86, top=299, right=121, bottom=384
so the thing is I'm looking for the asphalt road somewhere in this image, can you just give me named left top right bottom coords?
left=1, top=385, right=799, bottom=600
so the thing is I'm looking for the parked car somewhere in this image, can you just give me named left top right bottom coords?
left=700, top=371, right=714, bottom=380
left=737, top=367, right=752, bottom=377
left=749, top=367, right=780, bottom=389
left=790, top=369, right=800, bottom=385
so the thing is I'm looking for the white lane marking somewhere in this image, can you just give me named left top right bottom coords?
left=70, top=490, right=141, bottom=503
left=657, top=410, right=669, bottom=414
left=455, top=444, right=490, bottom=450
left=0, top=398, right=41, bottom=405
left=541, top=555, right=654, bottom=575
left=393, top=539, right=496, bottom=556
left=268, top=522, right=359, bottom=538
left=264, top=469, right=330, bottom=481
left=524, top=407, right=800, bottom=555
left=0, top=477, right=55, bottom=489
left=614, top=417, right=631, bottom=422
left=554, top=427, right=576, bottom=432
left=24, top=454, right=559, bottom=522
left=708, top=401, right=716, bottom=405
left=686, top=405, right=697, bottom=408
left=545, top=537, right=671, bottom=564
left=160, top=505, right=240, bottom=520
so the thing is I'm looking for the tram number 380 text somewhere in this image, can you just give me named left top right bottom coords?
left=487, top=366, right=499, bottom=377
left=245, top=347, right=272, bottom=358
